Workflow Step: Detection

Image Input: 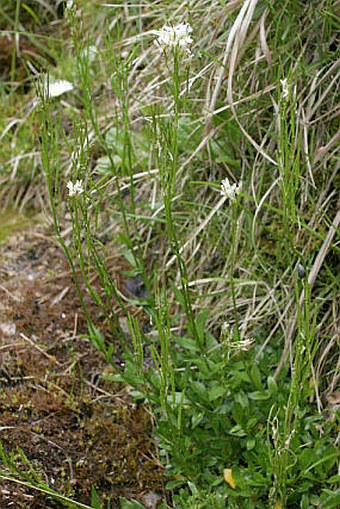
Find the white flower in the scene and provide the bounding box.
[284,429,295,449]
[67,179,84,197]
[221,322,231,334]
[44,78,74,98]
[234,338,255,351]
[220,177,241,202]
[280,78,289,100]
[66,0,74,9]
[154,23,193,54]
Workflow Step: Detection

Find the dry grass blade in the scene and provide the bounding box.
[259,8,272,68]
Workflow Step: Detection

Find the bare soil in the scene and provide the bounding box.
[0,223,165,508]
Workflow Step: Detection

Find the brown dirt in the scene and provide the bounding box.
[0,223,166,508]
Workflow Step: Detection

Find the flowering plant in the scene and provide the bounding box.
[43,78,74,98]
[67,179,84,197]
[220,177,241,203]
[154,23,193,54]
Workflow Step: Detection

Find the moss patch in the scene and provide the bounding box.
[0,225,166,508]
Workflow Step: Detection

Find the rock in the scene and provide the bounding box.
[0,322,16,336]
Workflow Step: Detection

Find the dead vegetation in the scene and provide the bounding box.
[0,224,166,508]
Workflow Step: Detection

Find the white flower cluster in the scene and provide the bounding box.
[44,78,74,98]
[280,78,289,100]
[154,23,193,54]
[221,322,254,352]
[67,179,84,197]
[220,177,241,203]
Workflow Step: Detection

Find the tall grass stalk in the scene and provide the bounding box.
[153,48,199,347]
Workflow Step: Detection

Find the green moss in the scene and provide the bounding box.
[0,210,35,242]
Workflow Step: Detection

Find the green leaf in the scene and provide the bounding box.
[215,154,241,169]
[191,412,204,429]
[232,403,244,424]
[106,127,124,152]
[248,390,271,400]
[22,3,41,24]
[118,232,134,250]
[304,450,339,474]
[229,424,247,437]
[169,280,186,309]
[300,494,309,509]
[192,357,212,376]
[95,154,122,172]
[319,489,340,508]
[195,309,209,345]
[87,320,106,355]
[246,417,259,430]
[105,373,125,382]
[230,369,251,384]
[250,363,262,390]
[190,381,210,404]
[209,385,226,401]
[246,438,255,451]
[166,479,186,489]
[119,498,145,509]
[267,376,278,396]
[246,471,268,487]
[328,474,340,484]
[176,335,201,352]
[205,331,219,350]
[234,391,249,408]
[91,487,102,509]
[121,248,138,269]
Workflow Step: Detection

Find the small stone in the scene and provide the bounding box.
[0,322,16,336]
[140,491,162,508]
